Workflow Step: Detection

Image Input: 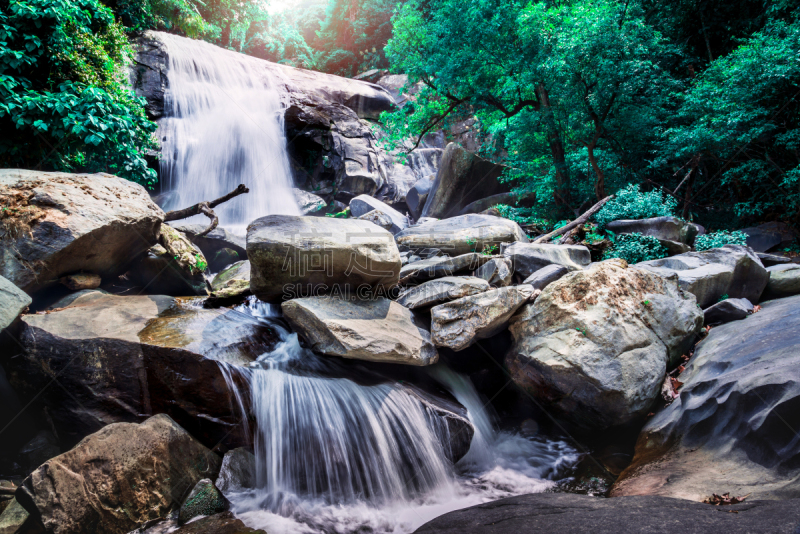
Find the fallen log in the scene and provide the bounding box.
[533,195,613,244]
[163,184,249,237]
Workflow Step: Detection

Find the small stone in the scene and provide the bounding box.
[521,264,569,291]
[178,479,229,525]
[474,258,513,287]
[703,298,754,325]
[59,273,102,291]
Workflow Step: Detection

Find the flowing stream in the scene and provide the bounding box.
[218,299,581,534]
[157,33,299,227]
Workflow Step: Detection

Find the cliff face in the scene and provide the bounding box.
[129,31,440,206]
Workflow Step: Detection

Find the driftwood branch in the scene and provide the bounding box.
[533,195,613,244]
[164,184,249,237]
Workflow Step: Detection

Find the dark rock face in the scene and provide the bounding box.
[178,479,229,525]
[0,170,163,295]
[611,295,800,501]
[215,448,256,493]
[703,297,753,325]
[5,291,278,450]
[16,415,221,534]
[637,245,768,307]
[0,276,30,332]
[741,222,795,252]
[406,176,435,219]
[129,32,169,120]
[421,144,510,219]
[170,511,266,534]
[413,493,800,534]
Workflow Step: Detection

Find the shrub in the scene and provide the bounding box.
[493,204,552,230]
[603,232,668,264]
[594,184,678,228]
[694,230,748,251]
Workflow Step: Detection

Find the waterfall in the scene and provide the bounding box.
[217,298,580,534]
[157,33,299,227]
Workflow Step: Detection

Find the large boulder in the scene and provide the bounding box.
[282,296,438,365]
[0,276,30,332]
[395,214,528,256]
[247,215,400,302]
[399,253,493,282]
[413,493,800,534]
[5,290,277,450]
[174,224,247,271]
[134,225,209,296]
[0,169,163,294]
[506,262,703,429]
[206,260,251,307]
[503,242,591,277]
[16,414,221,534]
[396,276,490,309]
[431,285,536,351]
[637,245,769,307]
[740,221,795,252]
[406,175,434,219]
[293,188,327,215]
[703,297,753,325]
[214,448,256,494]
[420,144,510,218]
[606,216,699,245]
[611,295,800,501]
[473,257,513,287]
[349,194,409,235]
[521,264,569,291]
[762,264,800,300]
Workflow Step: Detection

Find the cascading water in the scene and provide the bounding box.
[217,298,581,534]
[157,33,299,227]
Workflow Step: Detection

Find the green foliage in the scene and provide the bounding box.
[325,207,351,218]
[194,253,208,272]
[594,184,678,228]
[718,294,729,301]
[0,0,157,187]
[694,230,749,251]
[493,204,552,230]
[602,232,669,264]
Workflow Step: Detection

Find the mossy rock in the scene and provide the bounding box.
[179,479,229,525]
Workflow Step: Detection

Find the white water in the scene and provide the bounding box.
[157,33,299,227]
[219,299,580,534]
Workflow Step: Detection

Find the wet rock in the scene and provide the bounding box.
[395,214,528,256]
[133,225,209,296]
[178,479,229,525]
[413,493,800,534]
[16,415,221,534]
[396,277,490,309]
[521,264,569,291]
[247,215,400,302]
[356,209,394,231]
[0,498,31,534]
[421,144,510,218]
[473,258,513,287]
[282,296,438,365]
[215,448,256,493]
[293,188,327,215]
[17,431,60,474]
[503,242,591,277]
[6,290,277,450]
[637,245,768,307]
[401,383,474,463]
[762,264,800,300]
[431,285,535,351]
[399,253,493,282]
[0,276,30,332]
[0,169,163,295]
[611,295,800,501]
[703,297,753,325]
[206,261,251,307]
[171,511,266,534]
[406,176,434,219]
[349,194,408,234]
[606,216,699,245]
[506,262,703,429]
[173,224,247,272]
[58,273,101,291]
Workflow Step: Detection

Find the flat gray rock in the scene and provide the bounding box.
[399,253,493,282]
[396,214,527,256]
[0,275,31,331]
[396,277,490,309]
[606,216,699,245]
[611,295,800,501]
[703,297,753,325]
[503,242,591,276]
[521,264,569,291]
[293,188,327,215]
[637,245,768,307]
[763,264,800,300]
[473,257,513,287]
[282,296,438,365]
[357,209,394,231]
[413,493,800,534]
[431,285,535,351]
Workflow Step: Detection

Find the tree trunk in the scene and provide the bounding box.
[536,83,571,209]
[682,164,698,220]
[587,142,606,201]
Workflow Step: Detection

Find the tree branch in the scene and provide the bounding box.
[533,195,614,244]
[164,184,250,237]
